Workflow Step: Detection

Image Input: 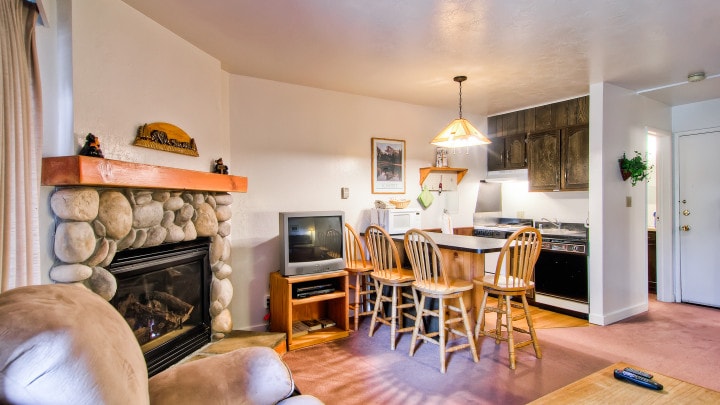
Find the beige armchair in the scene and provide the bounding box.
[0,284,323,405]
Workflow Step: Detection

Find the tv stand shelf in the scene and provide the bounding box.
[269,271,349,351]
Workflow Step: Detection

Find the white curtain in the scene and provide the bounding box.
[0,0,42,291]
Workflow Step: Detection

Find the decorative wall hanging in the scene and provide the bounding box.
[134,122,199,156]
[371,137,406,194]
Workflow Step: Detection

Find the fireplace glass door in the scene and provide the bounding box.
[108,238,211,376]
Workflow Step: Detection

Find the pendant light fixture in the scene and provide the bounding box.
[431,75,491,148]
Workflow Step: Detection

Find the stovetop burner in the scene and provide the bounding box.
[473,218,533,239]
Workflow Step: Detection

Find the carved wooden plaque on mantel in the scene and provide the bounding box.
[134,122,199,156]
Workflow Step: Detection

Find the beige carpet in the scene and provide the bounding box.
[282,296,719,404]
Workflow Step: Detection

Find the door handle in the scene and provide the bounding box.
[680,225,691,232]
[682,209,690,216]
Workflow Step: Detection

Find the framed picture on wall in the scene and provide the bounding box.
[371,137,406,194]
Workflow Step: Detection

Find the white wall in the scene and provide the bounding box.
[227,75,486,328]
[501,184,588,223]
[588,83,671,325]
[37,0,230,277]
[672,98,720,132]
[70,0,229,169]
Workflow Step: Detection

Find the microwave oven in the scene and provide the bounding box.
[370,208,422,234]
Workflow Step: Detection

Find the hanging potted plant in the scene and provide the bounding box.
[619,151,652,186]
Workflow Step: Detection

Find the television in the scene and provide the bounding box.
[279,211,346,276]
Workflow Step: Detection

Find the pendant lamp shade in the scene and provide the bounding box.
[431,76,491,147]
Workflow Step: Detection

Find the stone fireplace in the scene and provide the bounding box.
[41,156,247,372]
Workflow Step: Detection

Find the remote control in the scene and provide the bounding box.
[614,369,663,391]
[624,367,653,380]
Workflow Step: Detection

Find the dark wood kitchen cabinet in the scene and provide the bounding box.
[561,125,589,190]
[527,130,561,191]
[488,133,527,171]
[528,125,588,191]
[488,96,589,184]
[567,96,590,126]
[487,110,527,171]
[531,96,588,132]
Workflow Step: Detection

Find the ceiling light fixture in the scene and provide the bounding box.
[688,72,706,82]
[431,76,491,148]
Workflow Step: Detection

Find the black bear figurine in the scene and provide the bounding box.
[79,133,104,158]
[214,158,229,174]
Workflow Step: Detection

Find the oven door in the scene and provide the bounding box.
[533,249,588,313]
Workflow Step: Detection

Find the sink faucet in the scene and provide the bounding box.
[540,217,562,229]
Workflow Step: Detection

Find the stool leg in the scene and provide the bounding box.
[368,280,383,338]
[474,290,489,339]
[459,295,479,363]
[505,295,516,370]
[389,285,397,350]
[409,293,425,356]
[439,296,447,373]
[521,294,542,359]
[495,295,505,344]
[353,273,361,331]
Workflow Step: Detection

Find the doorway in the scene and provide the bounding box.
[647,128,672,302]
[677,130,720,307]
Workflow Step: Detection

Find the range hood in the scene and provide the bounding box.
[483,169,528,183]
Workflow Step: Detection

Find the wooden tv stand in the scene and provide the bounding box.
[269,271,349,351]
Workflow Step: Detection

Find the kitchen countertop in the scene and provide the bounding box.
[390,232,507,254]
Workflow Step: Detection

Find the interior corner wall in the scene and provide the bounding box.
[227,75,486,329]
[588,82,670,326]
[36,0,230,281]
[69,0,228,171]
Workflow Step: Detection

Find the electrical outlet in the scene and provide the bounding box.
[264,294,270,309]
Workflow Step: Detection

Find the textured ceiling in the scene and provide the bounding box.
[120,0,720,116]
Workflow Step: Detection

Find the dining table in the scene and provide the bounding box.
[390,232,507,323]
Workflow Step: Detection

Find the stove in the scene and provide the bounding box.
[473,217,533,239]
[474,219,590,318]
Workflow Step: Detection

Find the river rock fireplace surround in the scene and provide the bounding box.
[41,156,247,374]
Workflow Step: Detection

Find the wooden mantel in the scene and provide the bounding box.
[42,156,247,193]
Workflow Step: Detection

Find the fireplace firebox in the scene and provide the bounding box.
[108,238,212,376]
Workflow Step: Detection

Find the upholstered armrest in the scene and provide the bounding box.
[0,284,150,405]
[149,346,316,405]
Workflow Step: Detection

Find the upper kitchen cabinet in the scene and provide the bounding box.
[488,133,527,171]
[561,125,589,190]
[527,130,560,190]
[487,111,527,171]
[566,96,589,126]
[527,125,588,191]
[532,96,588,131]
[487,96,588,183]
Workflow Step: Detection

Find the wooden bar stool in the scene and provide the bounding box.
[364,225,417,350]
[344,223,376,331]
[404,229,478,373]
[474,226,542,369]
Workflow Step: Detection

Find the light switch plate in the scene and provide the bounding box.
[341,187,349,199]
[626,196,632,207]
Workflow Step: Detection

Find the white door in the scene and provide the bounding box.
[678,131,720,307]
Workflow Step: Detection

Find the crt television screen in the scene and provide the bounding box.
[287,215,343,263]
